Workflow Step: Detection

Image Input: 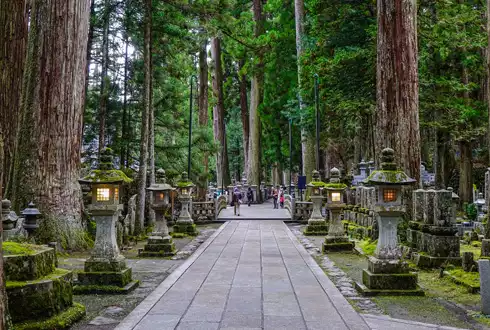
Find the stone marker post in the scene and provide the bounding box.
[304,170,328,235]
[356,148,423,296]
[141,169,176,257]
[77,148,138,294]
[480,259,490,314]
[323,168,353,251]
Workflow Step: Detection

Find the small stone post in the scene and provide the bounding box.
[2,199,18,241]
[304,170,328,235]
[141,169,176,256]
[323,168,353,252]
[174,172,198,235]
[479,259,490,315]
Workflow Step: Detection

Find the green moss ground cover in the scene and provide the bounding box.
[461,242,482,260]
[3,242,37,255]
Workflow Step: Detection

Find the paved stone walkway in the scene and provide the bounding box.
[116,221,465,330]
[217,201,290,221]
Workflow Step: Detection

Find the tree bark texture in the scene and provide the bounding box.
[239,59,249,178]
[98,0,111,154]
[0,135,12,329]
[120,33,129,168]
[211,37,230,188]
[248,0,265,190]
[459,140,473,204]
[147,53,155,226]
[375,0,421,183]
[487,0,490,165]
[198,39,209,199]
[0,0,28,197]
[84,0,96,100]
[11,0,91,249]
[135,0,152,235]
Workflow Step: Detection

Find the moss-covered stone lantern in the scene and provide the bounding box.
[323,168,353,252]
[174,171,197,236]
[304,170,328,235]
[2,199,18,234]
[141,169,176,257]
[355,147,423,296]
[76,148,138,294]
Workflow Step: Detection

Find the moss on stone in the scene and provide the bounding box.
[4,246,57,281]
[176,181,193,188]
[81,169,132,183]
[3,242,37,256]
[447,269,480,290]
[324,183,347,189]
[309,181,326,187]
[14,303,85,330]
[73,280,140,295]
[6,268,71,289]
[170,232,187,238]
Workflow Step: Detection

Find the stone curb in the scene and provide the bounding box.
[362,314,467,329]
[114,222,230,330]
[282,222,371,330]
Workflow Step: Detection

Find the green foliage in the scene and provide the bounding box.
[466,203,478,222]
[3,242,36,256]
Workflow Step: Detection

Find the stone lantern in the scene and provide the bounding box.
[356,147,423,296]
[448,187,459,224]
[2,199,18,234]
[141,169,176,257]
[174,171,198,235]
[76,148,138,293]
[304,170,328,235]
[476,192,485,217]
[22,202,41,239]
[323,168,353,252]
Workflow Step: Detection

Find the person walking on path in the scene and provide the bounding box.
[272,188,278,209]
[247,187,253,207]
[233,187,242,216]
[280,192,285,208]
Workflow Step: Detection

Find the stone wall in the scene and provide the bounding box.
[294,201,313,223]
[192,201,216,223]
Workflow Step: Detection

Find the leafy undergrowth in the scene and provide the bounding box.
[358,239,376,256]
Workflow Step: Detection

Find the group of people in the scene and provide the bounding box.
[271,187,285,209]
[231,187,254,216]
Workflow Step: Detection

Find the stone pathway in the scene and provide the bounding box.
[217,201,290,221]
[115,221,466,330]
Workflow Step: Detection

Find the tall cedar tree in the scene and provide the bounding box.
[0,0,28,196]
[135,0,152,234]
[248,0,265,190]
[11,0,91,249]
[375,0,421,183]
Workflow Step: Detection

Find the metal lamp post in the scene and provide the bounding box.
[188,75,197,177]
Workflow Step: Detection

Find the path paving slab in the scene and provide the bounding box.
[115,220,467,330]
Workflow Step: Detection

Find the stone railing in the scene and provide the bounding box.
[342,205,376,240]
[294,201,313,223]
[284,194,295,220]
[192,201,215,223]
[216,195,228,218]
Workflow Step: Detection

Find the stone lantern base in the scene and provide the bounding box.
[355,256,424,296]
[74,257,139,294]
[173,221,198,236]
[141,235,175,257]
[304,219,329,236]
[322,236,354,252]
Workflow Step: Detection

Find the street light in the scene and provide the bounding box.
[188,75,197,177]
[313,73,320,172]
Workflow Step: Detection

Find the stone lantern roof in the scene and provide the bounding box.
[79,148,132,184]
[147,168,175,192]
[364,148,416,186]
[324,167,347,190]
[307,170,325,188]
[176,171,194,188]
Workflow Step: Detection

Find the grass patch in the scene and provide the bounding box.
[447,269,480,288]
[460,243,482,260]
[358,239,377,256]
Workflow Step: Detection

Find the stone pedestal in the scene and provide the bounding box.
[323,207,353,252]
[142,211,175,257]
[75,205,139,294]
[304,195,328,235]
[356,214,423,296]
[482,239,490,257]
[174,195,198,235]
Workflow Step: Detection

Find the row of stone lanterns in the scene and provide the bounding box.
[2,199,41,241]
[305,148,422,295]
